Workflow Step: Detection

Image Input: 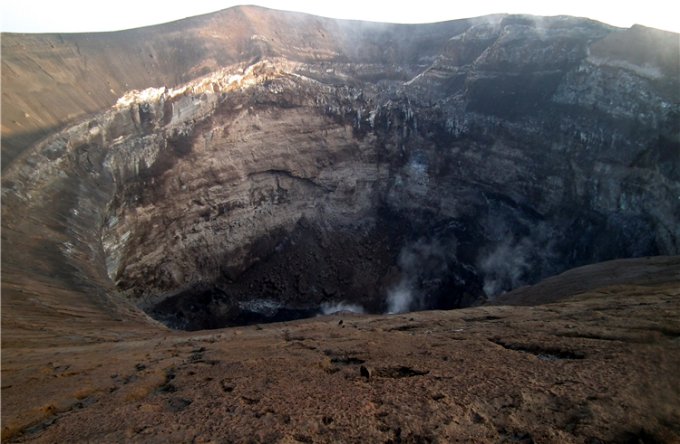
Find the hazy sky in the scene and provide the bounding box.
[2,0,679,33]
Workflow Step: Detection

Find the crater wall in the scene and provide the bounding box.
[2,9,678,331]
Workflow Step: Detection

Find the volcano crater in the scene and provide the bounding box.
[82,61,670,330]
[4,16,678,332]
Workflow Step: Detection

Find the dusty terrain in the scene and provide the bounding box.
[2,257,680,443]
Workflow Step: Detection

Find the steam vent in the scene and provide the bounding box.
[2,6,680,442]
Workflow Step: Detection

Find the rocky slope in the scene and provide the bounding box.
[2,261,679,443]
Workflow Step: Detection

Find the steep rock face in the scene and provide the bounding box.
[0,6,473,167]
[2,9,679,330]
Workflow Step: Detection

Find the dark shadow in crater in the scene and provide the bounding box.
[144,196,660,332]
[150,285,321,331]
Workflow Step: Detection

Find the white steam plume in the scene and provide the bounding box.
[479,222,558,299]
[320,302,365,315]
[479,238,532,298]
[386,237,452,314]
[386,279,413,314]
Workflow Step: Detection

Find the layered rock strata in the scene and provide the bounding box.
[2,9,679,330]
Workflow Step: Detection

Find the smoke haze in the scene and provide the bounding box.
[386,237,452,313]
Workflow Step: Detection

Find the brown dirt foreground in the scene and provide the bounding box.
[2,260,680,443]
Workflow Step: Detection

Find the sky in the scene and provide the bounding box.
[2,0,679,34]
